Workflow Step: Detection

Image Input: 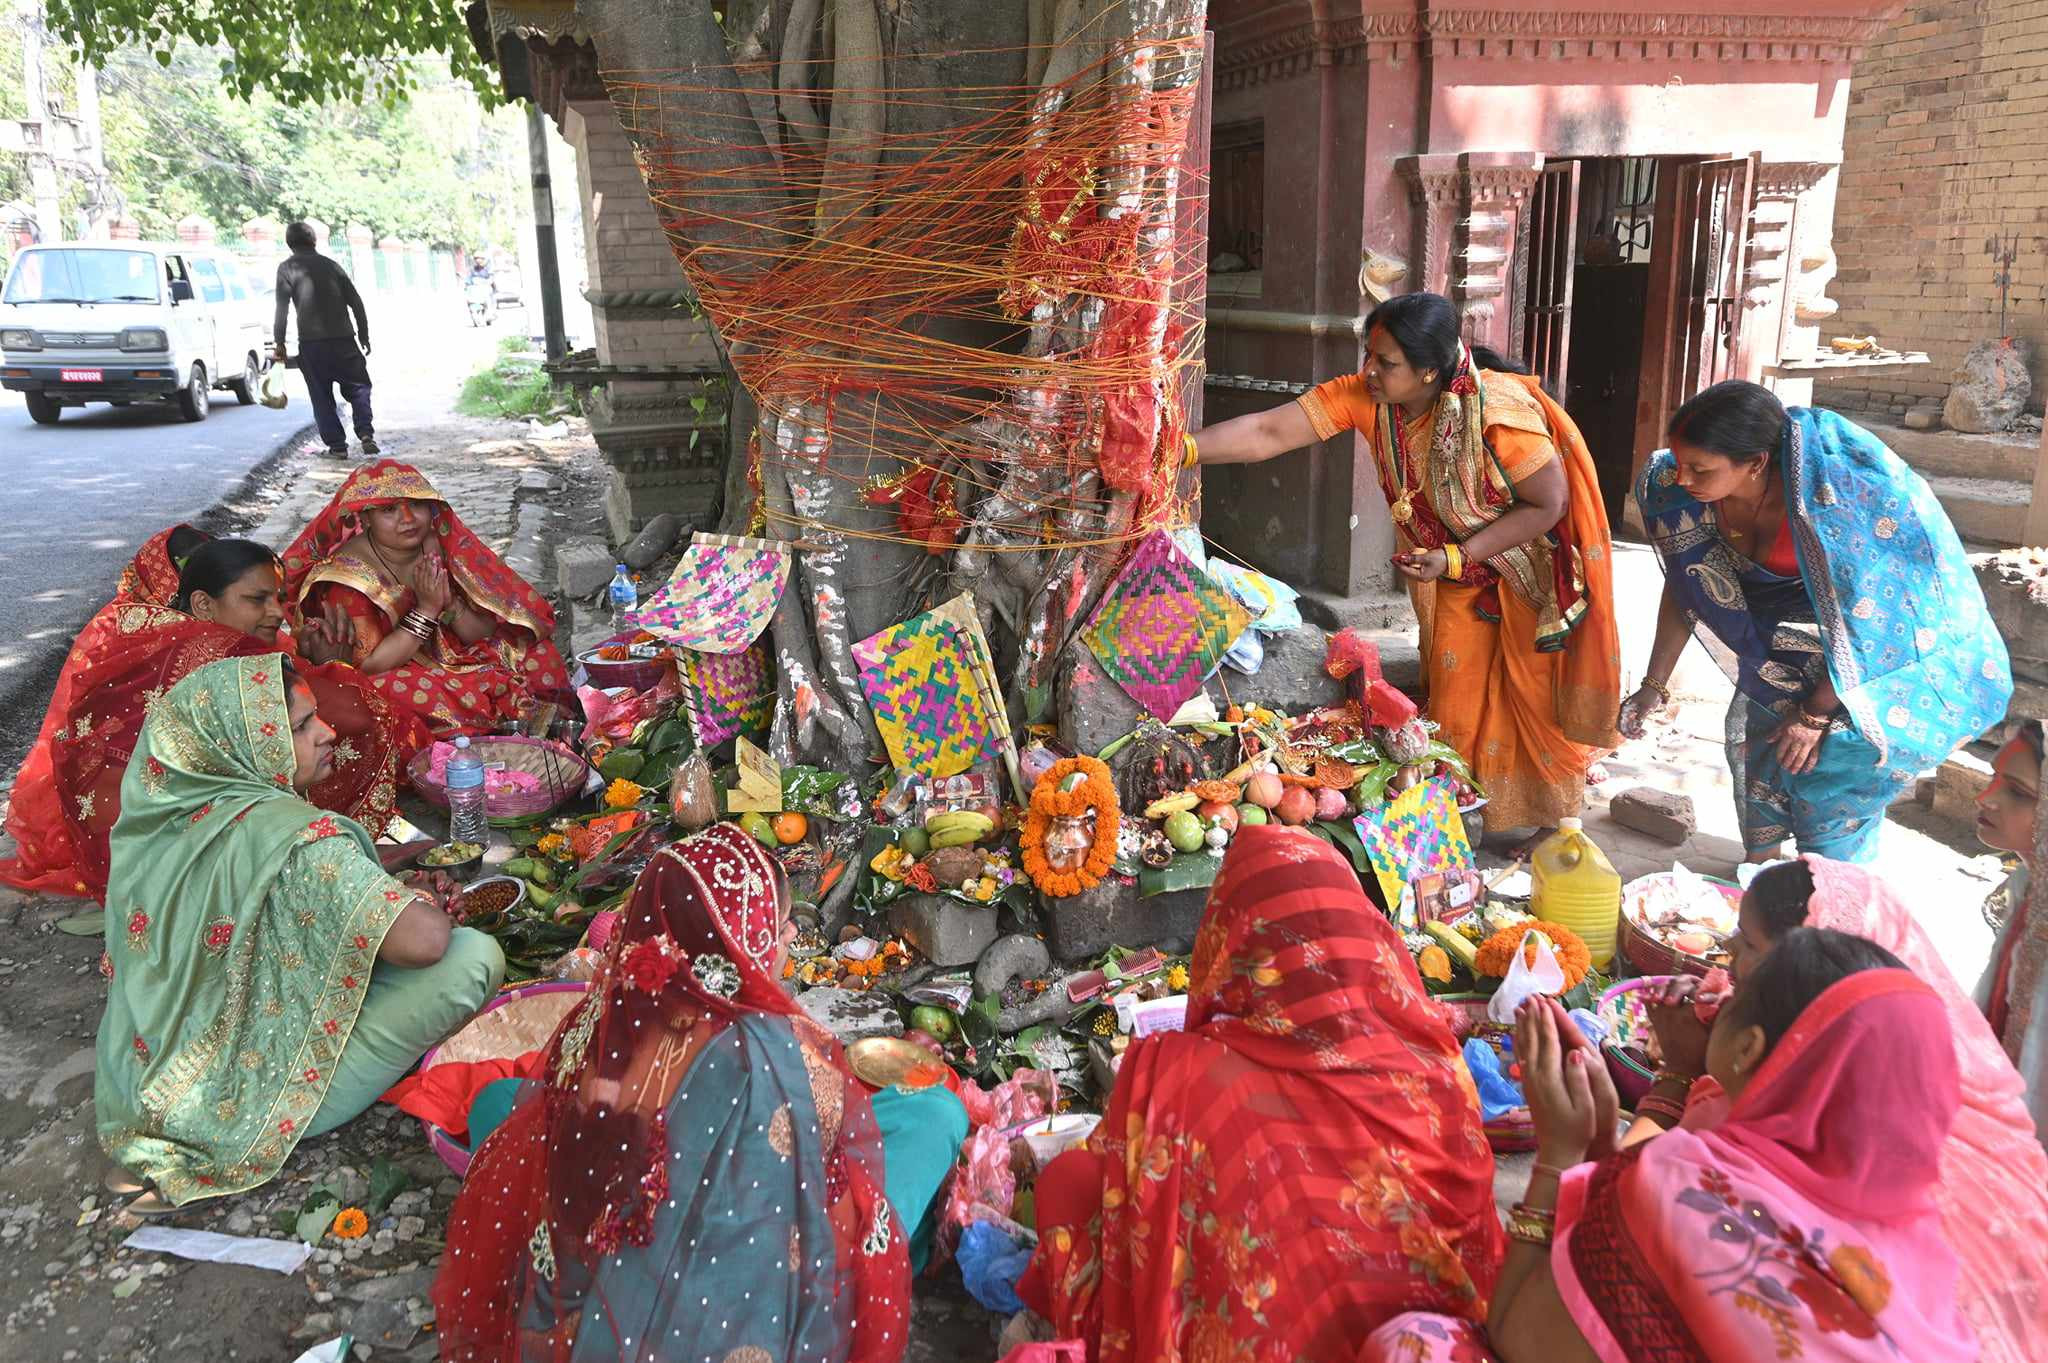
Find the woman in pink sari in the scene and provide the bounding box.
[1364,928,1979,1362]
[1659,856,2048,1361]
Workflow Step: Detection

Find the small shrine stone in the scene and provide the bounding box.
[1942,338,2031,434]
[621,513,682,570]
[888,894,997,967]
[1608,787,1696,845]
[795,987,906,1044]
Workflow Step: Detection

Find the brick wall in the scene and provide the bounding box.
[1818,0,2048,419]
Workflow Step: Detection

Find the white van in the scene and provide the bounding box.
[0,241,269,425]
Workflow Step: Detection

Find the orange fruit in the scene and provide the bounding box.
[771,812,809,845]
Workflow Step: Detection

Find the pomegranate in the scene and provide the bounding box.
[1313,786,1350,821]
[1275,785,1318,826]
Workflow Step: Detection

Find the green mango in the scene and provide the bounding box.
[500,857,539,880]
[526,884,557,911]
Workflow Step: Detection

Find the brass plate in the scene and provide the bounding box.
[847,1036,948,1091]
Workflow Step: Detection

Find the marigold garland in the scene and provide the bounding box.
[1472,920,1591,994]
[1020,756,1120,898]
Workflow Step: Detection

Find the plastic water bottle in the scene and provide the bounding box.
[607,564,638,632]
[445,736,489,847]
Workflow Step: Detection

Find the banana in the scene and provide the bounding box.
[923,810,995,842]
[1424,920,1479,971]
[1143,792,1199,820]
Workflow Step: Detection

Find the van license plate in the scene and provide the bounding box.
[59,369,103,383]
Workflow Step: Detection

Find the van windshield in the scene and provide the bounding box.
[3,249,160,305]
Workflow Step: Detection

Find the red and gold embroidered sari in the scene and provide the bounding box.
[280,461,570,738]
[1019,825,1502,1362]
[0,527,420,901]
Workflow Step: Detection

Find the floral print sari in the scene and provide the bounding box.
[1020,825,1501,1362]
[1366,969,1978,1363]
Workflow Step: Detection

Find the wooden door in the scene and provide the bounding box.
[1520,159,1580,394]
[1665,156,1756,414]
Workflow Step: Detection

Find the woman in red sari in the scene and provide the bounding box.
[0,532,421,900]
[432,823,908,1363]
[281,461,570,737]
[1018,824,1502,1362]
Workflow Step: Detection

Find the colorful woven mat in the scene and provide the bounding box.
[632,533,790,655]
[1081,531,1250,718]
[854,593,1008,779]
[1353,776,1474,912]
[680,645,774,748]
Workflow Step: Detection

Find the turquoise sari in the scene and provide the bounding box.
[1636,408,2011,860]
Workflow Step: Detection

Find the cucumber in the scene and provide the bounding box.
[501,856,539,880]
[526,884,557,911]
[527,860,555,887]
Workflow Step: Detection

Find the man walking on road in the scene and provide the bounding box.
[274,222,378,460]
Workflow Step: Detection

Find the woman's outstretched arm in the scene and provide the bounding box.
[1193,399,1320,466]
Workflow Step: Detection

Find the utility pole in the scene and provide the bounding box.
[20,0,62,242]
[525,103,568,363]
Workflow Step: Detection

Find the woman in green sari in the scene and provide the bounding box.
[96,656,503,1209]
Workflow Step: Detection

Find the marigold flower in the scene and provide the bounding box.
[1472,920,1591,994]
[603,779,645,810]
[331,1207,369,1240]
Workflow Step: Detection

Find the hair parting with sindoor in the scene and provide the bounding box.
[1726,926,1904,1052]
[172,538,282,614]
[1364,291,1530,383]
[1667,379,1788,461]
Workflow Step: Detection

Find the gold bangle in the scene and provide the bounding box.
[1442,543,1464,581]
[1183,431,1200,468]
[1641,676,1672,705]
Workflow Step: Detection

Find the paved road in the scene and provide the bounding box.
[0,387,315,768]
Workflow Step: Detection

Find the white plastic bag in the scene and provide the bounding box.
[1487,927,1568,1025]
[258,362,291,410]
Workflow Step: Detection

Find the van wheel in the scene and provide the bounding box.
[229,352,258,405]
[176,363,209,422]
[24,391,61,425]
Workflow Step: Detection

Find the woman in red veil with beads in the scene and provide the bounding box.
[281,461,570,738]
[1,529,419,900]
[432,822,910,1363]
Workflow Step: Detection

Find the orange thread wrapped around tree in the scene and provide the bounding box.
[1020,756,1120,898]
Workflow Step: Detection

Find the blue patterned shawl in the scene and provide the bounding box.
[1636,405,2010,788]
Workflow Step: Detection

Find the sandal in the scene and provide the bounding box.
[123,1191,176,1217]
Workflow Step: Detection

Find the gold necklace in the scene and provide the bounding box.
[1386,406,1432,526]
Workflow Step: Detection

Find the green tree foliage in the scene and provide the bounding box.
[93,44,524,247]
[43,0,488,105]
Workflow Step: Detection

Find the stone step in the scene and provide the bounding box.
[1919,473,2031,547]
[1863,418,2037,484]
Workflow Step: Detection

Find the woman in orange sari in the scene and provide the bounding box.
[1196,292,1620,835]
[280,461,570,738]
[0,532,420,900]
[1016,825,1502,1361]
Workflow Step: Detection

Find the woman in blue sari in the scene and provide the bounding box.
[1625,381,2010,862]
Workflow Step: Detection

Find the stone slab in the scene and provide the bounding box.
[888,894,999,967]
[1607,786,1697,845]
[1044,877,1206,963]
[556,536,616,599]
[795,987,904,1044]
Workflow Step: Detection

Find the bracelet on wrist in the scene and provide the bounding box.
[1442,543,1465,581]
[1506,1203,1556,1246]
[1182,432,1200,469]
[1653,1069,1699,1088]
[1641,676,1672,704]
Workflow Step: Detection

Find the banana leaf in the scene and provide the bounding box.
[1138,853,1221,898]
[1310,818,1373,873]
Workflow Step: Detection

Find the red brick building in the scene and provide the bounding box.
[1199,0,1914,595]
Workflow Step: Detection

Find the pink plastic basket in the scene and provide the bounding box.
[405,735,590,820]
[417,981,589,1176]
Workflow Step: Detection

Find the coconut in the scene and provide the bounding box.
[1243,771,1285,809]
[1275,785,1318,826]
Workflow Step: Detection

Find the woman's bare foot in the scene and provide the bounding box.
[103,1166,145,1196]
